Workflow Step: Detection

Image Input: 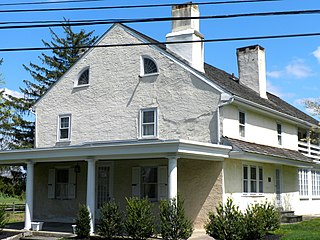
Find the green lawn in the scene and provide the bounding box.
[0,195,24,205]
[274,218,320,239]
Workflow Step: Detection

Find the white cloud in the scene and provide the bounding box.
[1,88,23,99]
[312,47,320,63]
[285,59,313,78]
[266,81,294,98]
[267,70,283,78]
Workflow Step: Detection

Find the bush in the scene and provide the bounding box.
[243,202,280,240]
[97,201,122,239]
[124,197,155,240]
[0,205,7,232]
[75,204,91,239]
[159,197,193,240]
[204,198,245,240]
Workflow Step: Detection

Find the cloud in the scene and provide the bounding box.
[285,59,313,78]
[267,70,283,78]
[312,47,320,63]
[266,81,294,98]
[1,88,23,99]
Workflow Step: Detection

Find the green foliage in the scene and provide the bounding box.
[2,22,97,149]
[204,198,245,240]
[0,204,8,232]
[205,198,280,240]
[159,197,193,240]
[97,201,122,239]
[124,197,155,240]
[75,204,91,239]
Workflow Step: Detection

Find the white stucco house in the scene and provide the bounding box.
[0,3,319,233]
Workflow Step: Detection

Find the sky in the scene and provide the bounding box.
[0,0,320,118]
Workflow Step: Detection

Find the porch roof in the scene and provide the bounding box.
[0,139,231,164]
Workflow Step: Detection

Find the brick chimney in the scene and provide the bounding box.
[237,45,268,99]
[166,3,204,72]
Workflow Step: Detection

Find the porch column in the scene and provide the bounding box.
[168,156,178,199]
[24,160,34,230]
[86,158,96,234]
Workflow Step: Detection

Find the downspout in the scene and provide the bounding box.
[29,107,36,148]
[217,96,234,144]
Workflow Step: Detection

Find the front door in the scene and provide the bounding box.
[96,163,112,216]
[275,169,281,208]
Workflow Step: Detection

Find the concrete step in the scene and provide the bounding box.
[281,215,303,223]
[280,210,295,217]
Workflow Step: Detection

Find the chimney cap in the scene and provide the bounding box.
[237,45,264,52]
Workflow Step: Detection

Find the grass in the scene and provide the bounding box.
[0,195,24,205]
[273,218,320,240]
[6,212,24,224]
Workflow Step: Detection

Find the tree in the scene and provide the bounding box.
[4,22,97,149]
[304,98,320,117]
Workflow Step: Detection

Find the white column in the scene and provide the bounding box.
[24,160,34,230]
[168,156,178,199]
[86,158,96,234]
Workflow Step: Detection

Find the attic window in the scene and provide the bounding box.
[77,68,89,86]
[141,56,159,76]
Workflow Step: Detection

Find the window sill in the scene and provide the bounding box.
[241,193,265,197]
[139,136,159,140]
[73,84,90,89]
[139,72,159,78]
[57,139,71,143]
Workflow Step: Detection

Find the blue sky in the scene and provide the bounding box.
[0,0,320,118]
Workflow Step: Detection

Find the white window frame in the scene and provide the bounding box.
[48,167,76,200]
[239,111,246,138]
[74,67,90,88]
[277,123,282,145]
[243,164,263,194]
[57,114,71,141]
[299,169,309,197]
[299,169,320,198]
[139,108,158,139]
[140,56,159,77]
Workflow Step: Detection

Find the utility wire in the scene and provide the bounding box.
[0,0,102,7]
[0,9,319,30]
[0,31,319,52]
[0,0,280,14]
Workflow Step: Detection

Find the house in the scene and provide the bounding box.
[0,3,319,233]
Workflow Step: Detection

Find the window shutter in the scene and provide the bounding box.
[68,168,76,199]
[158,166,168,200]
[132,167,141,198]
[48,169,55,199]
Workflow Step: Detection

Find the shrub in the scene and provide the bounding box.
[0,205,7,232]
[159,197,193,240]
[97,201,122,239]
[75,204,91,239]
[243,201,280,239]
[204,198,245,240]
[124,197,155,240]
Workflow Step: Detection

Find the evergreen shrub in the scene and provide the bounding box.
[75,204,91,239]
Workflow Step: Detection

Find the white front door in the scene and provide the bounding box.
[275,169,281,208]
[96,163,112,216]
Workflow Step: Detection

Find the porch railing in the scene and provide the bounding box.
[298,141,320,162]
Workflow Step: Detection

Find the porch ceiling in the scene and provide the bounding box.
[0,139,231,164]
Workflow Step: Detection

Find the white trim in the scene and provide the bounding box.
[139,108,159,139]
[74,66,90,88]
[57,114,72,142]
[242,163,264,195]
[139,55,159,77]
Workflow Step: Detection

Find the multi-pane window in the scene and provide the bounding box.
[78,68,89,85]
[299,169,309,196]
[243,165,263,193]
[141,108,157,138]
[55,169,69,199]
[143,57,158,75]
[239,112,245,137]
[277,123,282,145]
[312,170,320,196]
[141,167,158,200]
[59,115,71,140]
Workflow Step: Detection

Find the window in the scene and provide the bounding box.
[239,112,245,137]
[48,168,76,200]
[312,170,320,196]
[277,123,282,145]
[140,108,157,138]
[132,166,167,201]
[58,115,71,141]
[141,56,158,76]
[299,169,309,197]
[243,165,263,193]
[78,68,89,86]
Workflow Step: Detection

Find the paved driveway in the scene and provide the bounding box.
[189,230,214,240]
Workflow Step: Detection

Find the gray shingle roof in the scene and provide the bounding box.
[223,137,313,163]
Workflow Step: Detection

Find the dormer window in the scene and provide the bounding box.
[141,56,159,76]
[77,68,89,86]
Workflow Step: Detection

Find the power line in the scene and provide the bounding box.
[0,31,319,52]
[0,9,319,30]
[0,0,280,14]
[0,0,102,7]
